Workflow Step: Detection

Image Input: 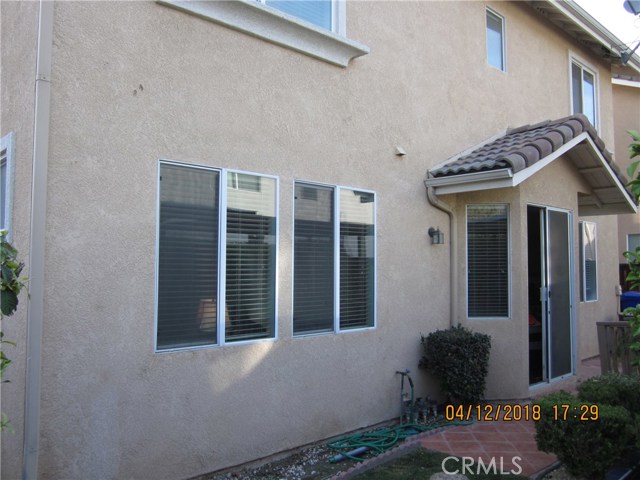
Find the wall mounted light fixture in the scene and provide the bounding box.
[428,227,445,245]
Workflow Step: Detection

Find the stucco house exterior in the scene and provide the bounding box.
[1,1,639,478]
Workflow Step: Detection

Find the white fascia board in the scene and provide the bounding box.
[510,132,589,187]
[547,0,640,74]
[157,0,369,67]
[425,169,514,195]
[612,78,640,89]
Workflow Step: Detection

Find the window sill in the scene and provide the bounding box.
[157,0,369,67]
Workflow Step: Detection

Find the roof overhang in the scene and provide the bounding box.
[527,1,640,75]
[425,132,638,216]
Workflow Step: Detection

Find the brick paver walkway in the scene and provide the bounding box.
[418,357,602,478]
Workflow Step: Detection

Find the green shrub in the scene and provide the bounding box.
[534,391,635,479]
[578,373,640,416]
[419,325,491,405]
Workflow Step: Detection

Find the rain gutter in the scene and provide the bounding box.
[23,1,54,478]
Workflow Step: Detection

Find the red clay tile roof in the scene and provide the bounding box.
[430,114,624,181]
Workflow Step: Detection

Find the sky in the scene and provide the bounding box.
[574,0,640,48]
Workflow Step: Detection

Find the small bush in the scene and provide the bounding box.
[534,391,635,479]
[578,373,640,417]
[419,325,491,405]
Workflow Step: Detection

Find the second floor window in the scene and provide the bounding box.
[486,8,505,71]
[571,59,597,127]
[264,0,333,31]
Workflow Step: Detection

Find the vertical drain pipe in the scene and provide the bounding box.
[23,1,54,479]
[425,184,457,327]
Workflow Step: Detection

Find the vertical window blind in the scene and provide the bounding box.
[467,204,509,318]
[156,163,276,350]
[293,183,375,335]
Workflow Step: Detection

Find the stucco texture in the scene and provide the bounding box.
[1,1,630,478]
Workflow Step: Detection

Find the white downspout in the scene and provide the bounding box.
[23,1,54,478]
[426,184,458,327]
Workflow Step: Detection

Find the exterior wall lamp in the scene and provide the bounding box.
[428,227,445,245]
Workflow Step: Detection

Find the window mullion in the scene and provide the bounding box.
[334,186,341,332]
[219,170,228,346]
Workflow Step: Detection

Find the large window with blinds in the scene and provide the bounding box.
[579,221,597,302]
[156,162,277,351]
[293,182,375,335]
[467,204,510,318]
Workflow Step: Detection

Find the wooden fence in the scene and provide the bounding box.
[596,321,636,374]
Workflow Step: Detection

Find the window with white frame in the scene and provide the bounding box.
[0,132,15,237]
[579,221,597,302]
[467,204,510,318]
[628,233,640,254]
[486,8,505,71]
[156,161,277,351]
[571,59,598,127]
[264,0,334,32]
[293,181,375,335]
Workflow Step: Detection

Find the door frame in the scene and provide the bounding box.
[528,204,576,386]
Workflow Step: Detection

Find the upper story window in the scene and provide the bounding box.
[156,161,278,351]
[628,233,640,254]
[579,221,597,302]
[0,132,15,238]
[571,58,598,127]
[486,8,506,71]
[293,181,376,335]
[264,0,333,32]
[157,0,368,68]
[467,204,510,318]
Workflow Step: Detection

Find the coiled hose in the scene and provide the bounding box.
[327,421,473,463]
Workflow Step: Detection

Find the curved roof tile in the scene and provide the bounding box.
[430,114,623,181]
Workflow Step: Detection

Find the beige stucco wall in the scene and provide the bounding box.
[1,1,627,478]
[613,82,640,263]
[0,1,39,476]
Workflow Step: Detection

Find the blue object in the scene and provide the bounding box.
[621,292,640,311]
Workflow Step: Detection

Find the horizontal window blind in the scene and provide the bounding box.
[467,205,509,318]
[339,189,375,329]
[225,175,277,342]
[266,0,332,30]
[293,184,334,335]
[157,164,219,349]
[580,222,597,302]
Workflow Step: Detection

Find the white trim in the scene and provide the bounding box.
[157,0,369,68]
[292,180,377,337]
[579,221,598,303]
[0,132,15,239]
[486,6,506,72]
[155,160,279,352]
[612,78,640,89]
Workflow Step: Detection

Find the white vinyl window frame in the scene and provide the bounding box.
[486,7,506,72]
[154,160,279,352]
[579,221,598,302]
[156,0,369,68]
[627,233,640,254]
[259,0,343,34]
[570,54,599,129]
[292,180,377,337]
[0,132,15,240]
[466,204,511,320]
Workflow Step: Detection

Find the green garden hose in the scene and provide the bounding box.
[327,420,474,463]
